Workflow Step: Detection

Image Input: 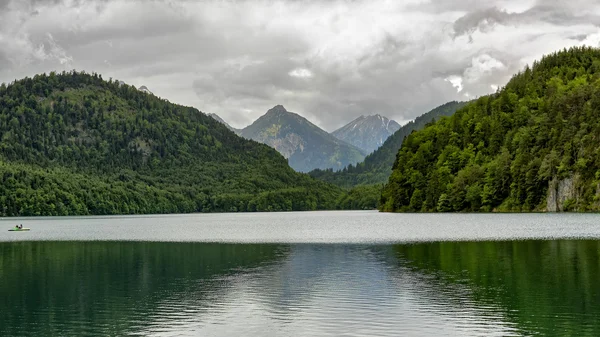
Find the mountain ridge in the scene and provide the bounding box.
[309,101,467,188]
[208,113,240,134]
[0,71,342,215]
[332,114,401,153]
[381,46,600,212]
[239,105,366,172]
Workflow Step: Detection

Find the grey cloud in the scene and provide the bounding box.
[569,34,590,41]
[195,37,466,130]
[1,0,600,131]
[453,1,600,38]
[453,7,512,36]
[0,53,10,70]
[525,5,600,26]
[30,2,195,50]
[409,0,503,13]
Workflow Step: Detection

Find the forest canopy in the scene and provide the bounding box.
[381,47,600,213]
[0,71,343,215]
[309,101,466,188]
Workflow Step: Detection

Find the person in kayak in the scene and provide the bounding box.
[14,225,19,230]
[19,224,22,229]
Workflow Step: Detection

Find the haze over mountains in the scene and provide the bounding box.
[0,47,595,216]
[0,72,343,215]
[1,0,598,219]
[209,108,404,172]
[239,105,366,172]
[310,101,467,187]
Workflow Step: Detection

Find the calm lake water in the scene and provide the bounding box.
[1,211,600,336]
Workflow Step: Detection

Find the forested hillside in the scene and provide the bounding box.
[0,71,342,216]
[309,101,466,188]
[381,47,600,212]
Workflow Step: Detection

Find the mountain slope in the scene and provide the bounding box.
[332,114,400,153]
[309,101,466,187]
[0,71,342,216]
[208,113,240,134]
[381,46,600,212]
[240,105,366,172]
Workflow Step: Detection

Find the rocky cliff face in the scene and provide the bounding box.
[546,175,580,211]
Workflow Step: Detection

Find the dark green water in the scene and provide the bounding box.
[1,240,599,336]
[394,240,600,336]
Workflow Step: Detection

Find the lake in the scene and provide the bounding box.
[1,211,600,336]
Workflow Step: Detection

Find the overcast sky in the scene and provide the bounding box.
[1,0,599,131]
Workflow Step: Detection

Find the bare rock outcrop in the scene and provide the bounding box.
[546,174,580,212]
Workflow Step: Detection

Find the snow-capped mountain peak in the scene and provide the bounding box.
[331,114,401,154]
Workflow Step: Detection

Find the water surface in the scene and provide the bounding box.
[2,211,600,243]
[1,212,600,336]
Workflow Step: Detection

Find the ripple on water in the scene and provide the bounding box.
[2,237,599,336]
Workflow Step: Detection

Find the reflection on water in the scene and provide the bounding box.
[1,241,599,336]
[0,242,287,336]
[393,240,600,336]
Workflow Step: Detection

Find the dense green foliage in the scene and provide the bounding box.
[0,71,343,215]
[309,101,466,188]
[240,105,366,172]
[335,184,383,210]
[381,47,600,212]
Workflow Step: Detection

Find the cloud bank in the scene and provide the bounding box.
[1,0,599,130]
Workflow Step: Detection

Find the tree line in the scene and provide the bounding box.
[381,47,600,212]
[0,71,347,215]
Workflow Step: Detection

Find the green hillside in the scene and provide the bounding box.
[309,101,466,188]
[381,47,600,212]
[0,71,342,216]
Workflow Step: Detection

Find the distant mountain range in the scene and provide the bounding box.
[208,113,240,133]
[309,101,468,187]
[332,114,401,154]
[0,71,343,215]
[209,107,406,172]
[238,105,366,172]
